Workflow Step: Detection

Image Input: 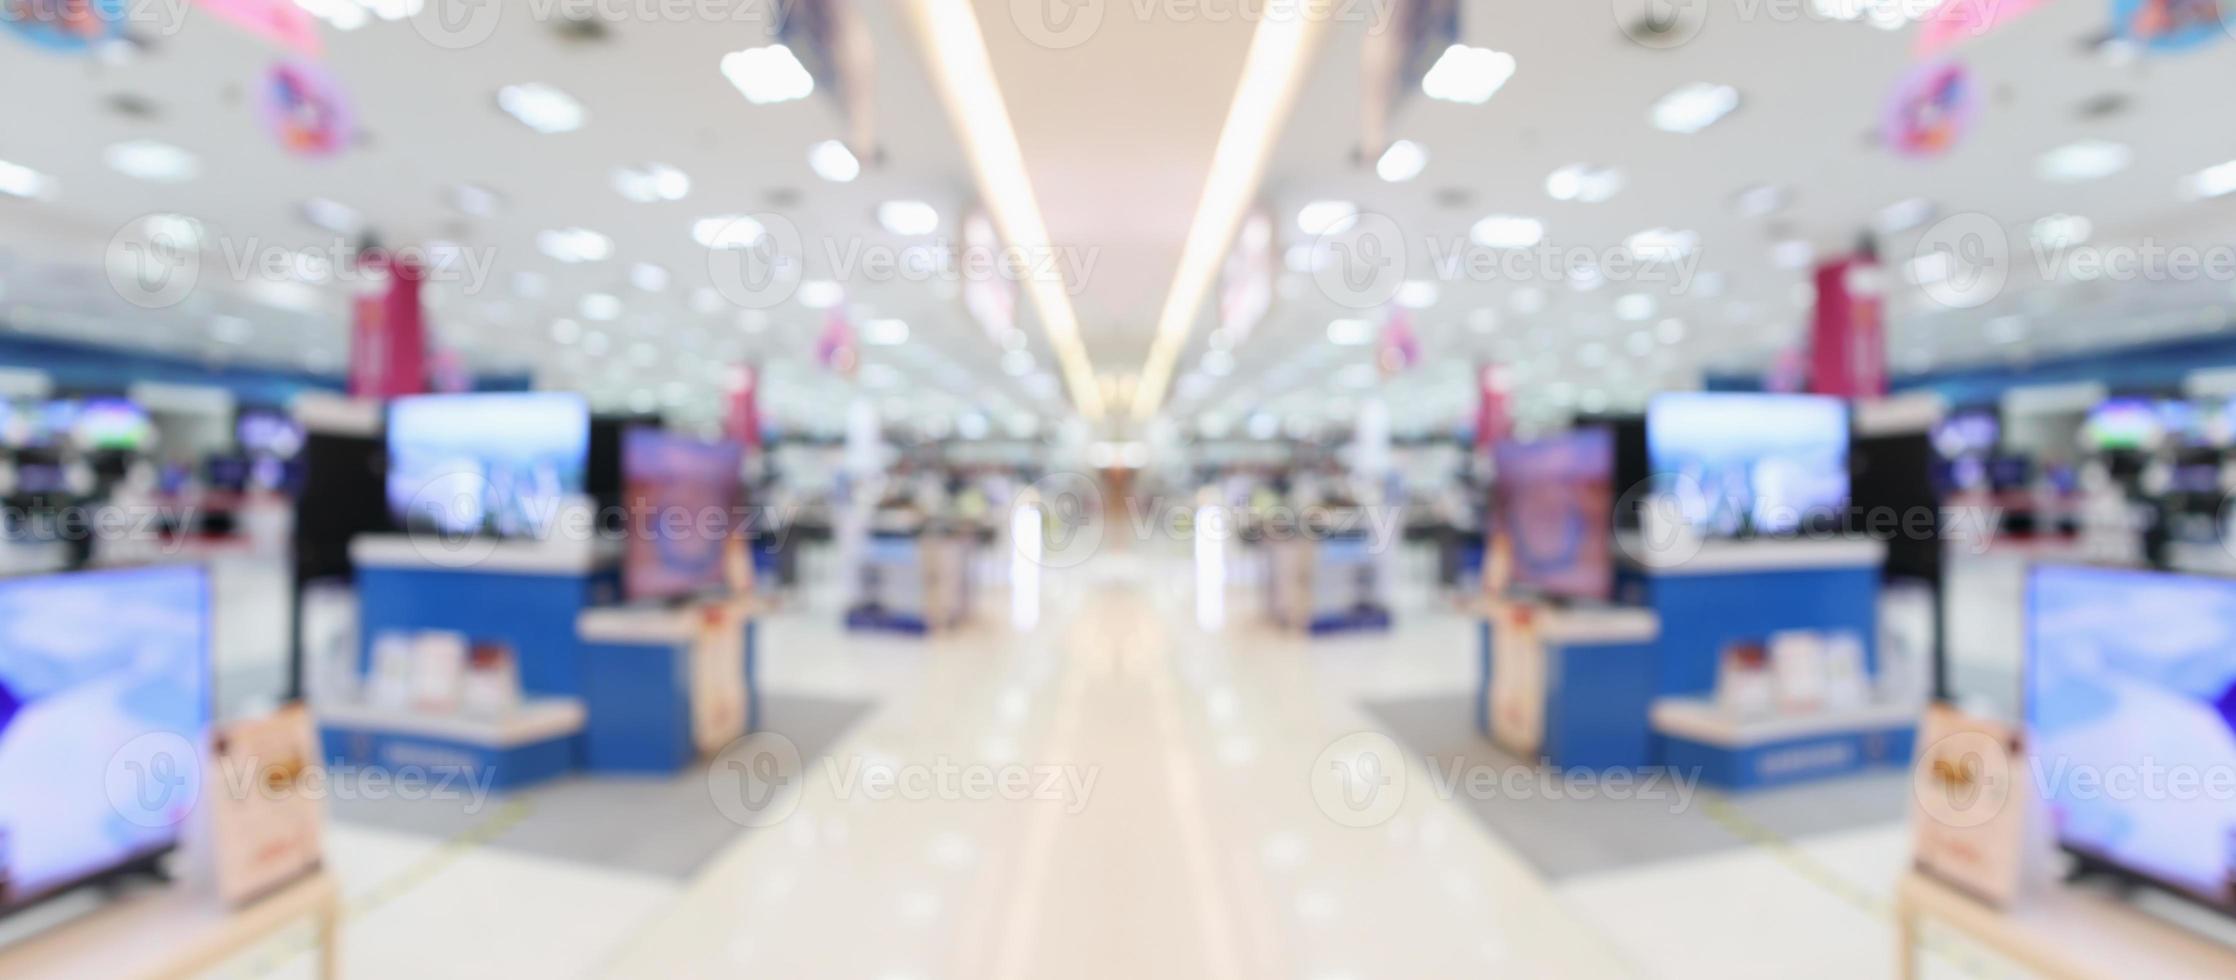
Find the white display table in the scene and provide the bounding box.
[1649,697,1920,747]
[0,870,339,980]
[1895,870,2236,980]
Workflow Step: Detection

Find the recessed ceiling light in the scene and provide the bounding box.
[1468,308,1501,333]
[538,227,611,263]
[863,318,909,345]
[300,197,363,236]
[1614,293,1656,321]
[1375,140,1428,182]
[1509,286,1548,315]
[551,318,582,344]
[1296,200,1358,236]
[1650,83,1740,134]
[692,214,764,250]
[629,262,669,292]
[1875,197,1937,235]
[720,44,815,105]
[1545,164,1623,203]
[1202,349,1236,376]
[1420,45,1516,104]
[449,183,503,217]
[496,83,587,134]
[797,280,843,309]
[1470,214,1545,249]
[1656,317,1686,344]
[1002,349,1035,376]
[0,158,57,200]
[1625,226,1699,261]
[2030,213,2092,250]
[1327,318,1375,345]
[105,139,198,182]
[1772,239,1815,270]
[514,271,548,299]
[2181,159,2236,200]
[808,140,861,183]
[1396,280,1439,309]
[612,163,690,203]
[2037,139,2131,183]
[878,200,941,236]
[579,292,622,320]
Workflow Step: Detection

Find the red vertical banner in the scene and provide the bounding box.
[727,363,762,452]
[1474,362,1510,452]
[348,250,428,399]
[1808,256,1887,399]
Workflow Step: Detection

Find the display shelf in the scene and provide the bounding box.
[0,870,339,980]
[1649,697,1920,745]
[1620,536,1888,575]
[1895,870,2236,980]
[350,532,616,576]
[316,697,586,745]
[576,599,759,773]
[1651,696,1916,790]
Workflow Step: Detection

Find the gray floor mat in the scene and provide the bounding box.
[329,694,875,880]
[1364,693,1909,880]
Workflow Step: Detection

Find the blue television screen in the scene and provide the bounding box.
[386,393,589,539]
[2027,564,2236,909]
[1646,393,1850,537]
[0,565,209,915]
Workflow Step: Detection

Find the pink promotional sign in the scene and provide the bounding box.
[727,364,763,451]
[348,253,429,400]
[1882,58,1976,159]
[1807,257,1888,399]
[1914,0,2047,57]
[1474,363,1510,452]
[196,0,323,56]
[259,58,355,158]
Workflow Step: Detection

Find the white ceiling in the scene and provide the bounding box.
[1164,3,2236,436]
[0,3,1064,433]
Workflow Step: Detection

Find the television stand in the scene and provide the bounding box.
[1895,869,2236,980]
[0,870,339,980]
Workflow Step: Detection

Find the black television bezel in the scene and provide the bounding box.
[2022,562,2236,920]
[0,563,212,927]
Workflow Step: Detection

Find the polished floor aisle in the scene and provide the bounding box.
[223,548,1987,979]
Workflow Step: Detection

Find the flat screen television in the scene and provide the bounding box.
[1646,393,1851,537]
[236,408,305,460]
[0,564,210,919]
[2026,564,2236,912]
[622,429,743,602]
[385,393,589,539]
[1931,407,2000,459]
[71,398,153,453]
[2084,398,2164,452]
[1493,428,1614,602]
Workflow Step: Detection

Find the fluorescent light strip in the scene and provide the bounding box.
[1132,13,1326,420]
[901,0,1104,419]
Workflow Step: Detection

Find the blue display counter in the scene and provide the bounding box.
[318,699,585,793]
[1650,697,1918,790]
[1480,603,1662,772]
[576,601,759,774]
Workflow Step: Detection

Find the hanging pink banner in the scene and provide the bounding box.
[259,58,355,159]
[1914,0,2046,57]
[727,364,763,452]
[348,252,428,399]
[1882,58,1977,159]
[1807,257,1887,399]
[196,0,323,57]
[1474,363,1509,452]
